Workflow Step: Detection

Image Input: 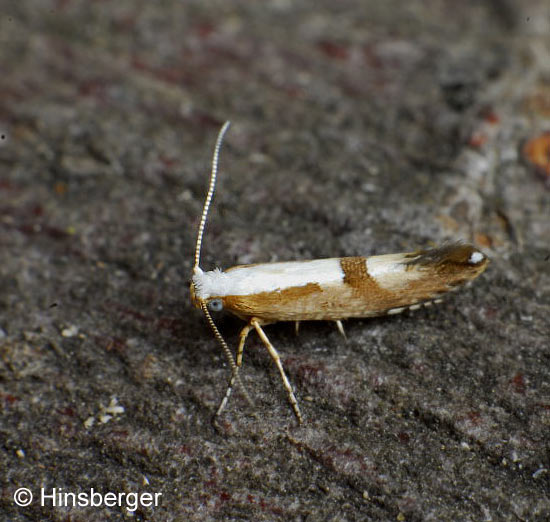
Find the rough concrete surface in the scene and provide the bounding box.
[1,1,550,520]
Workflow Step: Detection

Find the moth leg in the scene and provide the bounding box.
[295,321,300,336]
[236,323,253,368]
[335,320,347,340]
[251,318,303,424]
[215,323,255,421]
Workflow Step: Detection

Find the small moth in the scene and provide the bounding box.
[190,121,489,424]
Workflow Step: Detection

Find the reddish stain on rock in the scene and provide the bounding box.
[397,431,411,444]
[317,40,350,60]
[522,132,550,186]
[510,372,526,394]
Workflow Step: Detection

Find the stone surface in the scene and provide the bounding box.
[1,1,549,520]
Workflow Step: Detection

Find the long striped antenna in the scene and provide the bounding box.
[193,121,231,272]
[191,122,255,419]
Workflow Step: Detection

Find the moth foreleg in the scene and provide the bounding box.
[251,318,303,424]
[236,323,253,368]
[215,323,255,422]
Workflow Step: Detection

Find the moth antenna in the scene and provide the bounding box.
[193,121,231,272]
[193,122,255,418]
[200,302,255,411]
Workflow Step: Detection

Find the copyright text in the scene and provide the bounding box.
[13,487,162,512]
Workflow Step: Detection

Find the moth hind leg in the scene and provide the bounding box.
[335,319,347,339]
[251,318,303,424]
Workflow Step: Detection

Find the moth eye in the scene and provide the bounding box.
[207,299,223,312]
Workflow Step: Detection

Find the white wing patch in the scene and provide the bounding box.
[469,251,484,264]
[193,258,344,299]
[366,253,423,291]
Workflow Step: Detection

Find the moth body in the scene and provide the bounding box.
[190,121,489,425]
[192,244,488,323]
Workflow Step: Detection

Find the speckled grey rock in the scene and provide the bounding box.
[1,1,549,520]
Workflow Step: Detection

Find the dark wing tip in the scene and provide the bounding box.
[406,242,488,268]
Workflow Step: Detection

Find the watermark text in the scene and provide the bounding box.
[13,487,162,512]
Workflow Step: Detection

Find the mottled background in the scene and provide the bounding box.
[1,1,549,520]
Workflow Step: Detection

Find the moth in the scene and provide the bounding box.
[190,122,489,424]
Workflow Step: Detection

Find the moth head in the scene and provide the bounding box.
[190,288,224,313]
[190,290,224,313]
[190,266,227,312]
